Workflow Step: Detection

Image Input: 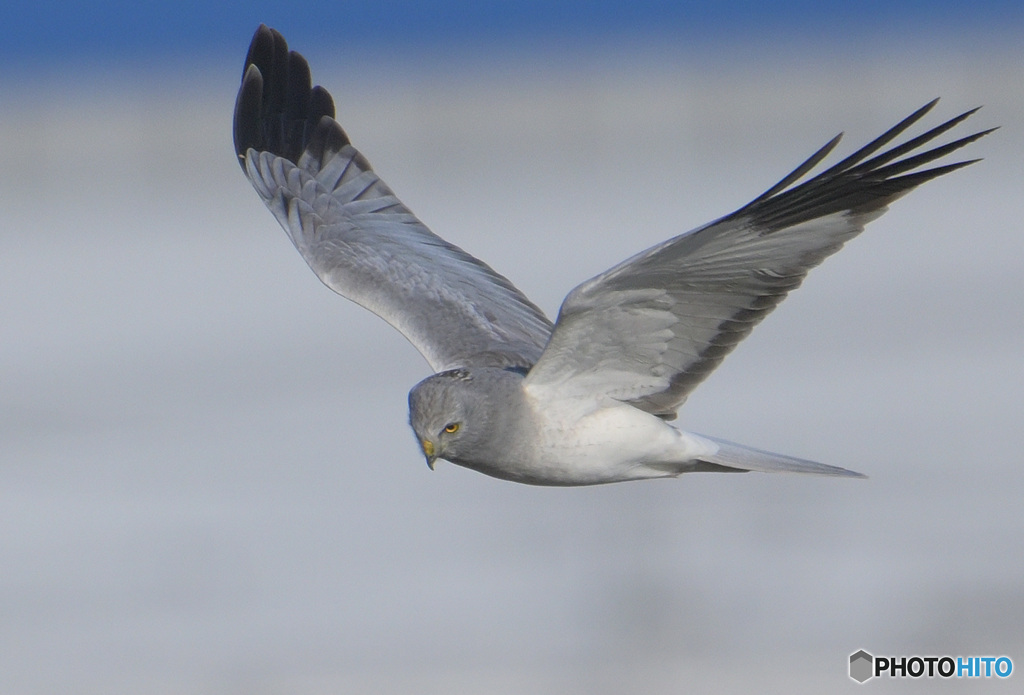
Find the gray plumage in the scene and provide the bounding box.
[235,25,993,486]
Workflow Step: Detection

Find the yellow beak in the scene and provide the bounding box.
[421,439,437,469]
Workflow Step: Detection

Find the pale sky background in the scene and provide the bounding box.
[2,2,1022,693]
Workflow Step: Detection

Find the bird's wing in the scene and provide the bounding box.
[525,100,993,417]
[234,25,552,372]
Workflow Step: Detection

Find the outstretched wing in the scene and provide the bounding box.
[234,25,552,372]
[525,100,994,417]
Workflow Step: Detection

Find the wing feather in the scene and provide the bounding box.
[234,26,552,371]
[525,101,993,417]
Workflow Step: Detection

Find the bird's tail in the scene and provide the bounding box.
[691,434,866,478]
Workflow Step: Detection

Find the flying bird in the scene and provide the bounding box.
[234,25,992,486]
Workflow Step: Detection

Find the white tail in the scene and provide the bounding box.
[693,434,866,478]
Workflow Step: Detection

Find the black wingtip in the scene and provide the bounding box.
[242,24,277,81]
[731,100,995,230]
[749,132,843,205]
[233,25,346,171]
[233,64,264,166]
[813,98,942,179]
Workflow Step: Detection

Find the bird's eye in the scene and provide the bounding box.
[443,422,460,434]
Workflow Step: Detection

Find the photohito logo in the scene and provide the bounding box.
[849,650,1013,683]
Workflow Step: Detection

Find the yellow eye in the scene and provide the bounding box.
[443,423,460,434]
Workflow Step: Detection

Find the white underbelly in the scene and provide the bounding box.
[526,398,714,484]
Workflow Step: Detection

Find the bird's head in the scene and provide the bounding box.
[408,369,481,470]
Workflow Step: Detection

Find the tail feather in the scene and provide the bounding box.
[694,434,866,478]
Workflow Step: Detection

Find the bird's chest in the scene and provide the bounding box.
[520,398,679,484]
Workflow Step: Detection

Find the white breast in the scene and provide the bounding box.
[523,394,716,484]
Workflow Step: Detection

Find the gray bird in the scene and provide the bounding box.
[234,25,992,486]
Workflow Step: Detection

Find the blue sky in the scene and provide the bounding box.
[4,0,1022,70]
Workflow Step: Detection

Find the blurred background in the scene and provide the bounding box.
[1,1,1022,693]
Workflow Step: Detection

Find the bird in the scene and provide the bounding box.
[233,25,993,486]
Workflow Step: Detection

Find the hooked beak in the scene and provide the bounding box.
[421,439,437,470]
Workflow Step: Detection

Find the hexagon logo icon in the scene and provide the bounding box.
[850,650,874,683]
